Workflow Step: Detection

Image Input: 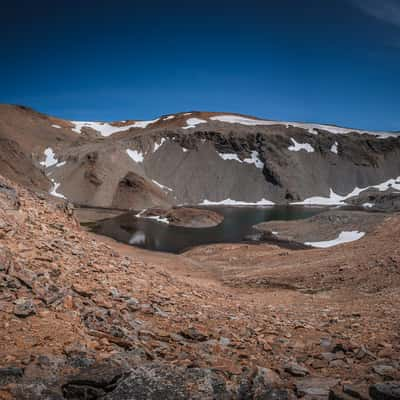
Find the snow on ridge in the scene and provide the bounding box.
[40,148,58,168]
[288,138,315,153]
[52,124,61,129]
[201,198,274,206]
[71,118,159,136]
[330,141,339,154]
[183,118,207,130]
[126,149,144,163]
[217,150,264,169]
[163,115,175,121]
[305,231,365,248]
[293,176,400,205]
[210,115,278,126]
[56,161,66,168]
[209,114,395,139]
[151,179,173,192]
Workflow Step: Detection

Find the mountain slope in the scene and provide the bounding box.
[1,104,399,209]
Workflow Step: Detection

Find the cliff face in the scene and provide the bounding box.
[1,105,399,209]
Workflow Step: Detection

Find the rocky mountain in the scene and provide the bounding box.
[1,104,400,210]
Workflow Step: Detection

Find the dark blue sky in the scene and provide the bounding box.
[1,0,399,130]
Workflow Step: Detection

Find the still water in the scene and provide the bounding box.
[91,206,323,254]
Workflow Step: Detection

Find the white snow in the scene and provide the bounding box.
[330,141,339,154]
[126,149,144,163]
[363,202,374,208]
[217,152,242,162]
[183,118,207,130]
[183,112,192,116]
[305,231,365,248]
[153,138,166,152]
[243,151,264,169]
[288,138,315,153]
[40,148,58,168]
[163,115,175,120]
[201,198,274,206]
[51,124,61,129]
[49,179,66,199]
[210,115,278,126]
[293,176,400,205]
[217,150,264,169]
[181,147,189,152]
[135,210,169,224]
[71,119,159,136]
[152,179,173,192]
[209,114,396,139]
[56,161,66,167]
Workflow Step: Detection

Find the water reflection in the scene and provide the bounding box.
[92,206,324,254]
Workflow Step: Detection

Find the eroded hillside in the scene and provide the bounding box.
[1,105,400,210]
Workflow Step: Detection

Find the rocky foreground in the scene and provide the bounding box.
[0,174,400,399]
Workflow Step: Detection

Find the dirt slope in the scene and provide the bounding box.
[0,174,399,398]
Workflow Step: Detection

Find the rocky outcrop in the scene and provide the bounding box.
[140,206,224,228]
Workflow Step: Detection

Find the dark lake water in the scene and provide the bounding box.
[90,206,324,254]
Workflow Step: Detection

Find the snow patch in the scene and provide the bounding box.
[217,152,242,162]
[217,150,264,169]
[56,161,66,168]
[153,138,166,152]
[305,231,365,248]
[126,149,144,163]
[152,179,173,192]
[243,151,264,169]
[210,115,277,126]
[71,119,159,136]
[183,118,207,130]
[288,138,315,153]
[40,148,58,168]
[181,147,189,152]
[201,198,274,206]
[293,177,400,205]
[330,141,339,154]
[135,210,169,224]
[49,179,66,199]
[209,114,395,139]
[363,202,374,208]
[51,124,61,129]
[163,115,175,121]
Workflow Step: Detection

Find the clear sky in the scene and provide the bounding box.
[1,0,399,130]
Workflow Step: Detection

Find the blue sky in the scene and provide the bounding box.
[0,0,399,130]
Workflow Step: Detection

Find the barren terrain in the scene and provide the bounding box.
[0,174,399,399]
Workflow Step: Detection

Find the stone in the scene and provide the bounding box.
[284,362,309,377]
[71,283,92,297]
[180,327,209,342]
[295,377,340,399]
[343,384,371,400]
[370,382,400,400]
[0,367,24,385]
[372,365,397,380]
[14,298,36,317]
